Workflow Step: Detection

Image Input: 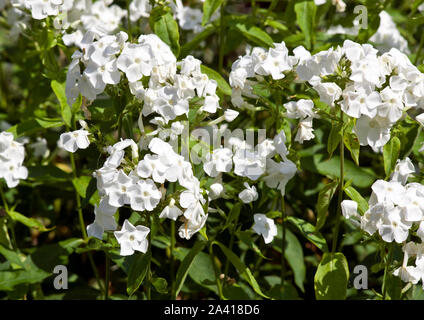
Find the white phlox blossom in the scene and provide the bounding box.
[229,39,424,153]
[91,137,207,247]
[252,213,278,244]
[114,219,150,256]
[0,132,28,188]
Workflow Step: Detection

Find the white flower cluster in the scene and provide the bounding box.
[393,241,424,288]
[229,42,318,144]
[0,132,28,188]
[230,39,424,152]
[2,0,209,44]
[2,0,126,42]
[65,31,220,123]
[202,129,297,198]
[88,137,208,254]
[342,158,424,245]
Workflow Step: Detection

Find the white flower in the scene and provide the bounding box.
[284,99,315,119]
[105,170,134,207]
[159,198,183,221]
[252,213,277,244]
[233,148,265,181]
[341,200,359,219]
[29,137,49,158]
[255,42,293,80]
[87,197,118,240]
[391,158,415,185]
[263,158,297,196]
[136,154,167,183]
[238,182,258,204]
[114,220,150,256]
[104,139,136,168]
[129,179,162,212]
[0,161,28,188]
[314,82,342,107]
[178,212,208,240]
[129,0,151,21]
[175,3,203,33]
[393,266,420,284]
[257,139,276,158]
[378,206,411,243]
[224,109,239,122]
[273,130,288,160]
[208,182,224,201]
[25,0,62,20]
[59,130,90,153]
[117,43,154,82]
[371,180,405,206]
[354,115,392,152]
[203,147,233,177]
[295,117,315,144]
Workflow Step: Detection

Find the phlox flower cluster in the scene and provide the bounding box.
[88,136,208,255]
[200,128,296,244]
[230,39,424,152]
[0,132,28,188]
[65,31,220,124]
[342,157,424,245]
[1,0,209,45]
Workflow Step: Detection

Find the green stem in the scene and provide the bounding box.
[382,244,394,300]
[280,196,286,289]
[209,242,224,299]
[69,149,105,295]
[0,183,17,250]
[126,0,132,42]
[170,220,176,299]
[146,214,152,300]
[331,110,344,254]
[414,30,424,65]
[223,207,240,287]
[218,1,226,75]
[104,251,110,300]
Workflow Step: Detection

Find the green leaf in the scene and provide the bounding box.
[188,251,218,294]
[174,240,207,298]
[316,180,338,231]
[236,230,269,260]
[327,123,342,158]
[264,19,288,32]
[300,153,376,188]
[275,227,306,292]
[8,211,51,232]
[0,269,50,291]
[202,0,224,25]
[213,241,269,299]
[344,131,360,166]
[150,6,180,57]
[287,216,328,252]
[252,83,272,99]
[294,1,317,49]
[72,176,93,199]
[314,252,349,300]
[51,80,72,127]
[7,119,63,138]
[222,202,241,231]
[127,251,151,296]
[383,136,401,178]
[234,23,274,48]
[152,277,168,294]
[200,65,232,96]
[344,186,368,215]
